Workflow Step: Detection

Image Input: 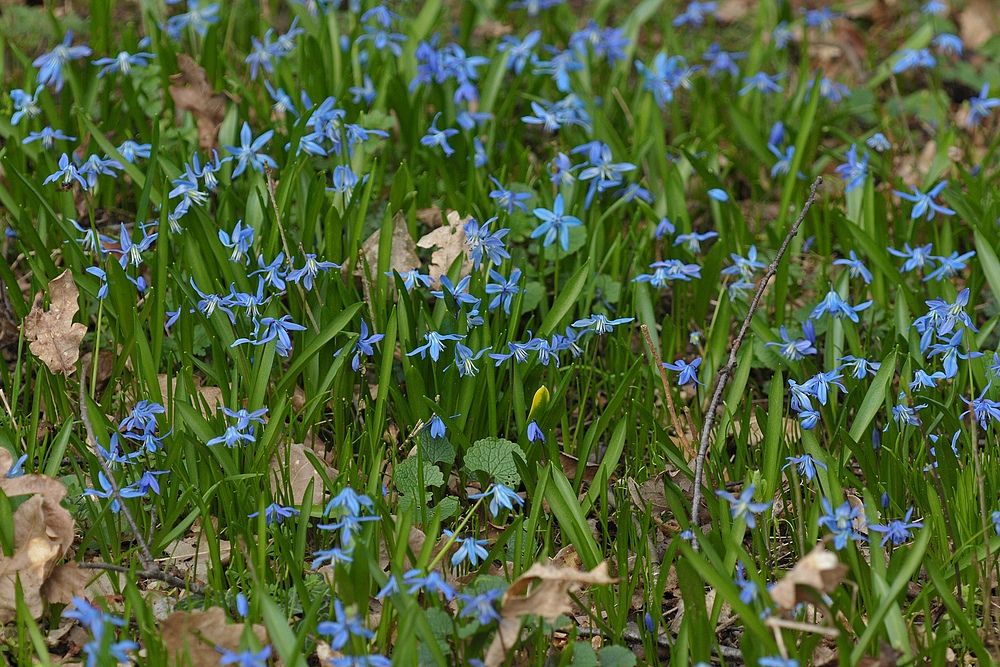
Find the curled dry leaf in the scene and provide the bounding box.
[169,54,229,151]
[416,210,472,286]
[161,607,268,667]
[768,543,847,611]
[356,211,420,284]
[269,442,338,507]
[484,546,616,667]
[0,448,80,623]
[22,270,87,376]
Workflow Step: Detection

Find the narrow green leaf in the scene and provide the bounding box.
[848,347,897,442]
[539,259,590,337]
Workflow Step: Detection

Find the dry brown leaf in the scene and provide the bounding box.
[0,468,76,623]
[959,0,998,50]
[484,546,615,667]
[768,543,847,611]
[161,607,268,667]
[269,442,337,506]
[416,210,472,286]
[356,211,420,284]
[416,206,443,229]
[715,0,751,22]
[559,452,600,484]
[22,270,87,376]
[39,563,90,606]
[378,519,427,570]
[169,54,229,151]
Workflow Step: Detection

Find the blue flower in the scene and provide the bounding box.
[960,384,1000,428]
[838,355,880,379]
[10,85,43,125]
[759,656,799,667]
[739,71,784,96]
[782,454,827,482]
[489,335,543,366]
[224,122,277,178]
[287,254,341,291]
[967,83,1000,128]
[164,1,220,39]
[772,21,792,49]
[893,181,954,221]
[572,314,634,335]
[83,472,121,513]
[716,484,771,529]
[632,260,703,287]
[734,562,759,604]
[444,529,490,567]
[765,325,817,361]
[207,425,255,448]
[117,139,151,162]
[662,358,703,386]
[833,144,868,192]
[92,50,154,77]
[674,231,718,253]
[635,53,698,107]
[469,483,524,518]
[403,569,458,599]
[458,589,503,624]
[232,315,308,357]
[489,177,532,215]
[464,218,510,268]
[245,33,277,80]
[248,503,300,525]
[892,48,936,73]
[317,600,374,650]
[527,420,545,442]
[451,343,491,377]
[44,153,88,189]
[673,1,718,26]
[311,547,354,569]
[420,113,459,157]
[869,508,923,547]
[818,498,867,549]
[33,31,92,92]
[498,31,541,74]
[485,269,522,314]
[887,242,934,273]
[407,331,465,362]
[809,289,872,322]
[924,251,975,282]
[866,132,892,152]
[932,33,963,56]
[23,126,76,149]
[833,250,873,284]
[216,646,272,667]
[218,221,254,264]
[892,391,927,427]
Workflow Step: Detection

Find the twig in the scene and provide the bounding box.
[640,325,695,461]
[78,561,204,594]
[79,365,204,595]
[689,178,822,543]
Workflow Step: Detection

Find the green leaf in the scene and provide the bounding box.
[539,259,590,337]
[598,646,638,667]
[544,462,601,569]
[394,458,445,498]
[417,430,456,466]
[848,347,897,442]
[571,642,599,667]
[465,437,525,486]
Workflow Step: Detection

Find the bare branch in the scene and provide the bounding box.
[689,178,823,543]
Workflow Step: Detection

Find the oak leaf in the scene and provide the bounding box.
[484,546,615,667]
[22,270,87,376]
[416,210,472,286]
[161,607,268,667]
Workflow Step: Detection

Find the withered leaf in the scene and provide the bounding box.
[22,270,87,376]
[39,563,90,606]
[161,607,268,667]
[768,543,847,611]
[416,210,471,286]
[484,546,615,667]
[169,54,229,151]
[357,211,420,284]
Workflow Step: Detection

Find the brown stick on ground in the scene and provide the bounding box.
[689,178,823,546]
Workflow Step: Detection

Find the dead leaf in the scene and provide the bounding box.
[161,607,268,667]
[416,206,443,229]
[0,468,76,623]
[378,519,427,570]
[484,546,615,667]
[959,0,998,49]
[768,543,847,611]
[269,442,337,506]
[39,563,90,605]
[559,452,600,484]
[22,270,87,376]
[169,55,229,151]
[416,210,472,286]
[715,0,751,22]
[356,211,420,284]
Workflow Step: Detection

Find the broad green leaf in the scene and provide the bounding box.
[848,347,898,442]
[417,430,456,466]
[465,437,525,486]
[598,646,637,667]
